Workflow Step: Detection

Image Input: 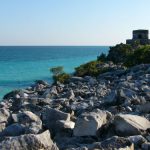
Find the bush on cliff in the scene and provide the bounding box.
[106,43,150,67]
[53,73,70,83]
[50,66,64,76]
[125,45,150,67]
[50,66,70,83]
[75,60,100,77]
[75,60,110,77]
[107,43,133,64]
[97,53,107,62]
[50,44,150,81]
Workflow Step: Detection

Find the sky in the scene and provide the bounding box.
[0,0,150,46]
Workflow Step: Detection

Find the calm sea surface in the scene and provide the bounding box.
[0,46,109,99]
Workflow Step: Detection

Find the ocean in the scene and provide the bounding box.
[0,46,109,99]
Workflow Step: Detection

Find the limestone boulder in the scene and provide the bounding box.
[42,86,58,98]
[0,123,25,137]
[0,108,10,123]
[113,114,150,136]
[0,130,58,150]
[0,123,6,133]
[0,108,10,132]
[54,136,95,150]
[67,89,75,100]
[12,111,42,134]
[88,136,134,150]
[73,109,107,136]
[105,90,117,104]
[42,107,70,133]
[56,120,75,130]
[136,103,150,113]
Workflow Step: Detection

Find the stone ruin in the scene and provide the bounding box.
[126,29,150,45]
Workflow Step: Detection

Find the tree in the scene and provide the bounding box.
[50,66,64,76]
[75,60,109,77]
[107,43,133,64]
[50,66,70,83]
[97,53,107,62]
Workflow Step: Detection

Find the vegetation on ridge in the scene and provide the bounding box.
[98,43,150,66]
[50,43,150,80]
[50,66,70,83]
[107,43,133,64]
[124,45,150,67]
[74,60,110,77]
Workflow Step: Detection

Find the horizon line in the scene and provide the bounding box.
[0,45,112,47]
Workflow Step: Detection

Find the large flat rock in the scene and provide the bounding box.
[114,114,150,136]
[12,111,42,134]
[0,130,58,150]
[73,109,107,136]
[42,107,70,134]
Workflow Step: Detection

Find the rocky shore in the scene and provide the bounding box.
[0,63,150,150]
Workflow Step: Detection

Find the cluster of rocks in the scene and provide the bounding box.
[1,63,150,150]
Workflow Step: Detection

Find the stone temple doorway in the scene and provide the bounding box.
[138,34,142,39]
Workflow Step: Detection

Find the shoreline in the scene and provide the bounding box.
[0,46,109,100]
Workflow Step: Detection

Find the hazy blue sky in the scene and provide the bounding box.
[0,0,150,46]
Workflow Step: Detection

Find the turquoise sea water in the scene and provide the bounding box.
[0,46,109,99]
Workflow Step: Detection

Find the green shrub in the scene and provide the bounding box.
[53,73,70,83]
[107,43,133,64]
[75,60,110,77]
[75,60,100,77]
[97,53,107,62]
[105,43,150,67]
[125,45,150,67]
[50,66,70,83]
[50,66,64,76]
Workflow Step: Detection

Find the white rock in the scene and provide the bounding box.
[0,108,10,132]
[12,111,42,134]
[56,120,75,129]
[0,130,58,150]
[114,114,150,136]
[68,90,75,100]
[0,108,10,122]
[42,107,70,133]
[19,91,28,98]
[73,109,107,136]
[15,94,20,99]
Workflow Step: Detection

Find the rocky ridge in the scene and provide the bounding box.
[1,63,150,150]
